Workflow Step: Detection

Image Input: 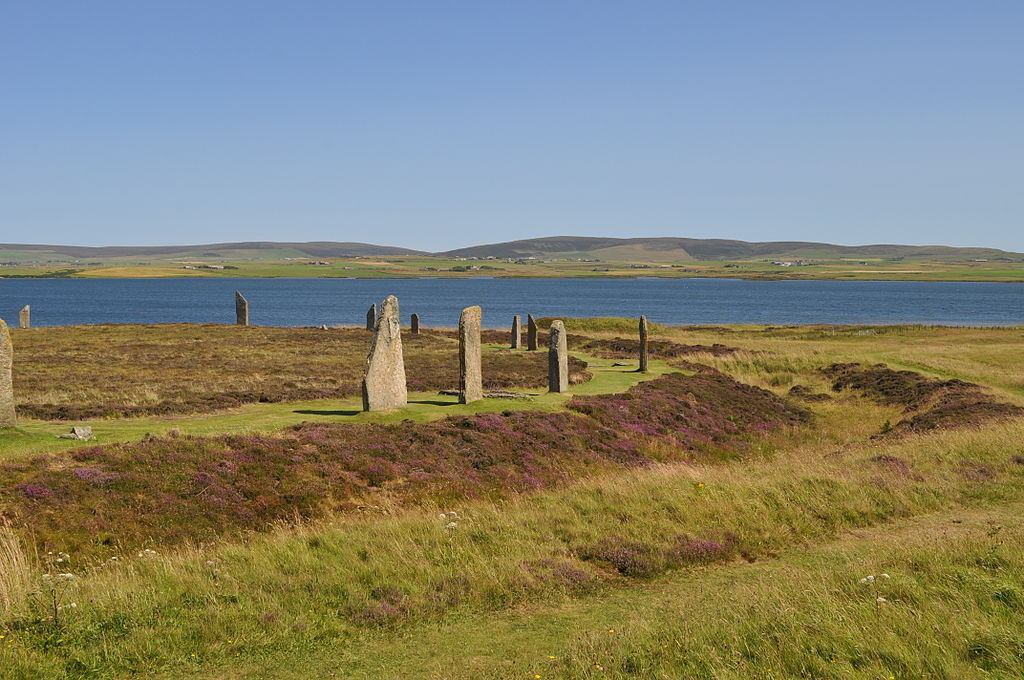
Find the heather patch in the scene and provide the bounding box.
[0,411,645,556]
[565,334,738,360]
[788,384,832,402]
[568,372,810,455]
[869,454,912,476]
[0,371,811,557]
[580,532,738,579]
[825,363,1023,434]
[13,325,588,419]
[444,327,738,361]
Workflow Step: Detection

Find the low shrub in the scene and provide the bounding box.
[0,373,807,558]
[825,363,1023,434]
[569,372,810,454]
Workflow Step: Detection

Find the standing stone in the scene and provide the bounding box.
[235,291,249,326]
[365,303,376,331]
[0,319,15,427]
[459,306,483,404]
[18,306,30,329]
[510,315,522,349]
[361,296,407,411]
[410,313,420,334]
[639,315,649,373]
[548,319,569,393]
[527,314,539,351]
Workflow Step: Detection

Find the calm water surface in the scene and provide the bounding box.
[1,278,1021,328]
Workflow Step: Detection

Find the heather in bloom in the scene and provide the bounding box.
[0,372,807,558]
[569,372,810,454]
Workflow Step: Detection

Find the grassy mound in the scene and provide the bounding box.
[534,317,666,334]
[567,334,737,360]
[824,363,1023,434]
[569,372,810,455]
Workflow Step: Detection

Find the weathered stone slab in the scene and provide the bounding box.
[510,315,522,349]
[366,303,377,330]
[234,291,249,326]
[639,314,649,373]
[18,306,30,329]
[361,296,407,411]
[57,426,95,441]
[459,306,483,404]
[527,314,539,351]
[410,313,420,334]
[548,319,568,393]
[0,319,15,427]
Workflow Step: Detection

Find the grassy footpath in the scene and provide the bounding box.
[198,503,1024,680]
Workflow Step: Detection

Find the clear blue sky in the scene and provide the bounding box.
[2,1,1022,251]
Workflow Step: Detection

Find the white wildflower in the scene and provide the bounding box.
[876,596,887,603]
[880,573,891,579]
[445,521,458,530]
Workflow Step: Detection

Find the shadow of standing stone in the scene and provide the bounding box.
[235,291,249,326]
[459,306,483,404]
[0,319,15,426]
[19,306,30,329]
[527,313,539,351]
[361,296,408,411]
[548,319,568,393]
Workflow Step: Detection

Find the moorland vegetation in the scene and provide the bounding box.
[0,320,1023,679]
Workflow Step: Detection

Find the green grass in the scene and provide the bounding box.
[0,353,671,461]
[4,254,1024,281]
[2,406,1023,678]
[3,323,1024,679]
[177,503,1024,680]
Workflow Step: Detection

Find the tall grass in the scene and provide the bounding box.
[2,416,1023,678]
[0,522,32,620]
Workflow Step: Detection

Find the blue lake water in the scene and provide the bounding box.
[0,277,1021,328]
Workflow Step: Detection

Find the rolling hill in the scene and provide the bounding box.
[0,241,425,261]
[0,237,1019,264]
[438,236,1024,261]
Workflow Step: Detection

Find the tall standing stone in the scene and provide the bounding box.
[527,314,539,351]
[510,315,522,349]
[410,313,420,334]
[548,320,568,393]
[365,304,376,331]
[459,306,483,404]
[361,296,408,411]
[639,315,649,373]
[0,319,15,427]
[235,291,249,326]
[18,306,30,329]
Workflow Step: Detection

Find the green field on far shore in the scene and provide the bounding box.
[4,254,1024,282]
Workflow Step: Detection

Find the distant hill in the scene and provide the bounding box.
[439,236,1023,261]
[0,241,425,260]
[0,237,1019,264]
